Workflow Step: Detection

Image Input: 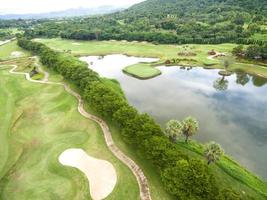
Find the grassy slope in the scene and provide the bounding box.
[176,141,267,199]
[0,61,139,199]
[37,38,267,78]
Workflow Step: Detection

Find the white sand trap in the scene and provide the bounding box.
[11,51,23,57]
[59,148,117,200]
[72,42,81,46]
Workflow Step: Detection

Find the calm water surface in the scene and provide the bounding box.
[80,55,267,179]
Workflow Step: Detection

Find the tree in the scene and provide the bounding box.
[232,45,244,56]
[245,45,262,59]
[233,14,245,25]
[180,117,199,143]
[247,23,261,34]
[236,73,249,86]
[165,120,182,143]
[204,142,224,165]
[223,58,231,71]
[219,188,243,200]
[161,159,220,200]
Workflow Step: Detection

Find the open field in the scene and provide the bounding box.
[37,38,267,79]
[0,40,29,60]
[0,59,139,199]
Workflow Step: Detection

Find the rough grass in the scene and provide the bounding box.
[123,63,161,79]
[0,61,139,200]
[36,38,267,77]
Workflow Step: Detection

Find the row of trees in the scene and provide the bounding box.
[232,44,267,60]
[17,38,244,199]
[165,118,224,165]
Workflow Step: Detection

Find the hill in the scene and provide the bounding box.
[23,0,267,44]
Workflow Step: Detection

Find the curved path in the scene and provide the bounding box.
[0,63,152,200]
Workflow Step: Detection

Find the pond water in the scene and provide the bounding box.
[80,54,267,179]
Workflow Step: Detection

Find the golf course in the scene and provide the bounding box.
[0,38,267,200]
[0,42,142,199]
[1,0,267,199]
[36,38,267,79]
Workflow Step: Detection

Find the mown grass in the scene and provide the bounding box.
[123,63,162,79]
[0,59,139,199]
[37,38,267,78]
[0,40,29,60]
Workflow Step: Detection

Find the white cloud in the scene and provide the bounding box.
[0,0,145,14]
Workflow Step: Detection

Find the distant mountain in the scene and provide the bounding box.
[0,6,125,20]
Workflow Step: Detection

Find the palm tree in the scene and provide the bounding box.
[181,117,199,143]
[165,120,182,143]
[204,142,224,165]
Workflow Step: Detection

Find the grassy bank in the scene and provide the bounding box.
[175,141,267,199]
[0,57,139,199]
[36,38,267,78]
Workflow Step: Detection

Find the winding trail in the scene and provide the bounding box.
[0,63,151,200]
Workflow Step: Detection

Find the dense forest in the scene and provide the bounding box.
[17,0,267,45]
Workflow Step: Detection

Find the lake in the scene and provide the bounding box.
[80,54,267,179]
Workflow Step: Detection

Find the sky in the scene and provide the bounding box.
[0,0,145,14]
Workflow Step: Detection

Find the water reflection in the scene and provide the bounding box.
[213,76,229,91]
[80,54,267,179]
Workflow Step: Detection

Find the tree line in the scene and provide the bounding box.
[232,44,267,60]
[17,38,250,199]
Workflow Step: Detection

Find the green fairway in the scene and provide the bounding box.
[0,62,139,200]
[36,38,267,78]
[123,63,161,79]
[0,40,29,60]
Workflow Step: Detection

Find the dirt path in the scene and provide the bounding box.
[1,64,152,200]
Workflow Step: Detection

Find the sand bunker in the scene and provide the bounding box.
[72,43,81,46]
[11,51,23,58]
[59,148,117,200]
